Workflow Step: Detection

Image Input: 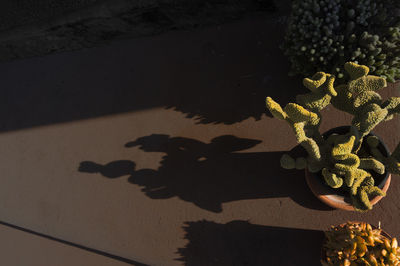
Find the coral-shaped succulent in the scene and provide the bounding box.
[323,222,400,265]
[266,62,400,211]
[283,0,400,82]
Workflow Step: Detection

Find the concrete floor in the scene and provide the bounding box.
[0,222,132,266]
[0,11,399,266]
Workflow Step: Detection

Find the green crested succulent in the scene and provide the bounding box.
[266,62,400,211]
[323,222,400,265]
[283,0,400,83]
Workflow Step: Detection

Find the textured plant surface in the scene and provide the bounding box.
[283,0,400,82]
[266,62,400,211]
[323,222,400,265]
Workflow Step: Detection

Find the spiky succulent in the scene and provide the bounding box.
[266,62,400,211]
[322,222,400,265]
[283,0,400,82]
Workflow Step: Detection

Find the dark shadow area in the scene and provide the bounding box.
[79,134,333,212]
[165,63,303,124]
[0,9,304,132]
[162,12,304,124]
[79,160,135,178]
[0,0,277,63]
[176,220,324,266]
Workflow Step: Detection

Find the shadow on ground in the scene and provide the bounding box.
[164,55,303,124]
[0,12,305,132]
[176,220,324,266]
[79,134,333,212]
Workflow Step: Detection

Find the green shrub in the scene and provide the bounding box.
[283,0,400,83]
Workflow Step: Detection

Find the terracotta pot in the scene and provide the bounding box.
[304,126,391,211]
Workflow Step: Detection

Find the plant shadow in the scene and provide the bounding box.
[176,220,324,266]
[79,134,333,212]
[163,28,305,124]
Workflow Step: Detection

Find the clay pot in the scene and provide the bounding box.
[304,126,391,211]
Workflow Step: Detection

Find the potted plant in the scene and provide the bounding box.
[322,221,400,265]
[266,62,400,211]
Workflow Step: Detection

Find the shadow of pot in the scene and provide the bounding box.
[304,126,391,211]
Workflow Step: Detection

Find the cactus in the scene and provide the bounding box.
[323,222,400,265]
[283,0,400,82]
[266,62,400,211]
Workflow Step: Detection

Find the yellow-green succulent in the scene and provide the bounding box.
[266,62,400,211]
[323,222,400,265]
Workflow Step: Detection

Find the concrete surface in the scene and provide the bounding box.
[0,10,399,266]
[0,222,133,266]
